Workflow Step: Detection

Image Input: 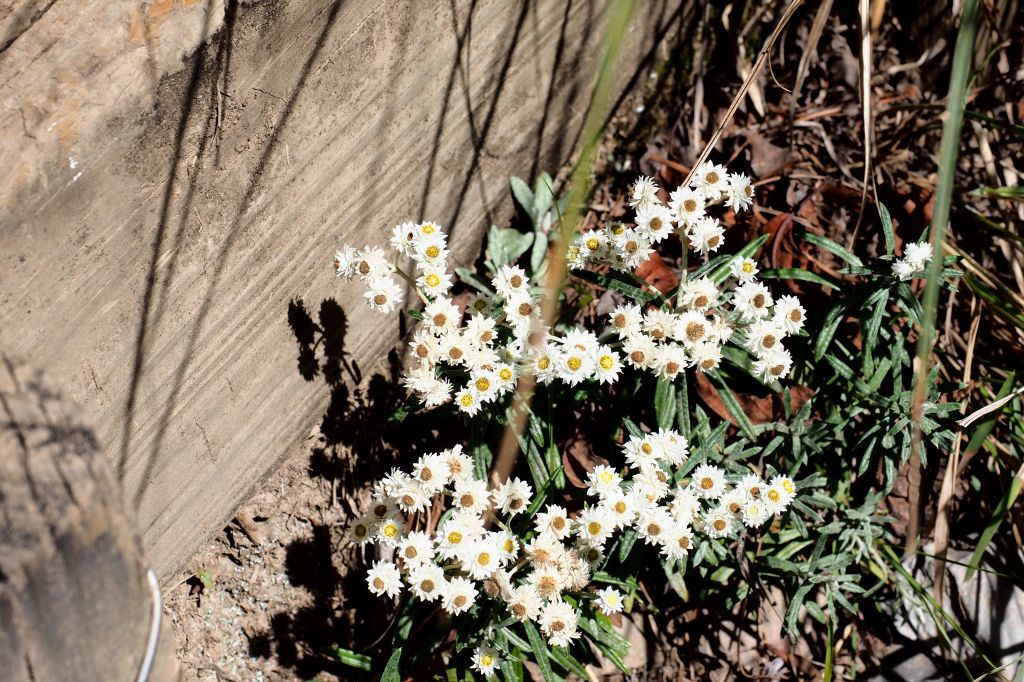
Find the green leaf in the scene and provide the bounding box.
[380,647,402,682]
[548,646,589,680]
[798,232,864,266]
[522,621,556,682]
[879,203,895,256]
[709,371,758,441]
[654,377,677,430]
[489,227,535,269]
[510,176,535,214]
[332,647,373,671]
[617,528,638,562]
[814,303,846,360]
[760,267,841,290]
[572,268,663,304]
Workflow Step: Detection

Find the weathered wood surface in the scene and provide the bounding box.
[0,0,688,583]
[0,356,180,682]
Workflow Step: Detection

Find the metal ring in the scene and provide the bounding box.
[136,569,162,682]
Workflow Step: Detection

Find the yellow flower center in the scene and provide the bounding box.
[425,273,440,288]
[599,470,614,484]
[586,237,600,251]
[422,224,436,234]
[552,517,565,530]
[447,531,463,544]
[782,479,796,494]
[614,501,627,514]
[700,477,714,490]
[767,489,781,502]
[499,368,513,381]
[373,577,385,589]
[537,357,550,370]
[477,552,491,566]
[475,377,491,392]
[382,524,398,538]
[587,521,602,535]
[713,519,727,531]
[503,539,515,553]
[481,653,494,667]
[425,245,440,258]
[459,393,474,407]
[567,356,582,371]
[741,261,755,274]
[599,355,614,370]
[641,442,653,455]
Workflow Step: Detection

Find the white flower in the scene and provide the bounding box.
[622,335,658,370]
[530,564,567,598]
[390,221,419,255]
[505,291,538,325]
[367,561,402,598]
[668,186,706,226]
[352,246,393,282]
[629,175,660,211]
[595,586,624,616]
[363,276,403,314]
[555,346,594,385]
[904,241,933,270]
[657,429,689,466]
[466,313,498,347]
[669,487,702,525]
[690,464,727,499]
[494,530,521,563]
[468,368,499,403]
[493,363,518,394]
[741,498,770,527]
[593,345,623,384]
[730,256,759,281]
[610,228,654,268]
[753,347,794,382]
[408,330,441,366]
[443,445,474,483]
[347,515,375,544]
[377,517,404,546]
[679,276,718,311]
[524,535,563,566]
[602,490,638,529]
[737,473,765,501]
[773,295,806,335]
[675,311,712,347]
[334,246,358,279]
[893,258,917,280]
[408,563,445,602]
[416,221,444,240]
[635,506,673,546]
[397,531,435,566]
[724,172,755,212]
[412,231,448,267]
[763,482,791,515]
[454,386,482,416]
[471,645,500,677]
[621,433,664,470]
[412,453,451,492]
[442,577,479,615]
[642,308,677,342]
[704,507,735,538]
[771,474,798,500]
[579,230,608,260]
[493,477,533,516]
[424,297,461,332]
[506,584,543,621]
[436,514,480,559]
[454,478,491,515]
[635,204,675,243]
[416,267,453,297]
[530,345,559,384]
[691,341,723,373]
[732,281,773,321]
[467,292,494,316]
[492,264,529,297]
[535,504,572,540]
[691,161,729,200]
[744,320,785,358]
[662,524,694,560]
[653,344,687,380]
[462,539,501,580]
[576,506,615,546]
[586,464,622,498]
[608,303,643,338]
[539,600,580,648]
[393,479,431,513]
[690,216,725,255]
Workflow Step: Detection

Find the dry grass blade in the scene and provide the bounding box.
[788,0,833,151]
[847,0,875,249]
[932,298,980,603]
[957,386,1024,429]
[681,0,806,188]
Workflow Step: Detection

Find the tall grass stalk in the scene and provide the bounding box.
[908,0,980,555]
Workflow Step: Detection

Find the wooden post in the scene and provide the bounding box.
[0,356,179,682]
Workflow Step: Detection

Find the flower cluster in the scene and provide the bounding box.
[350,429,796,649]
[566,162,752,271]
[332,164,806,413]
[892,241,934,280]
